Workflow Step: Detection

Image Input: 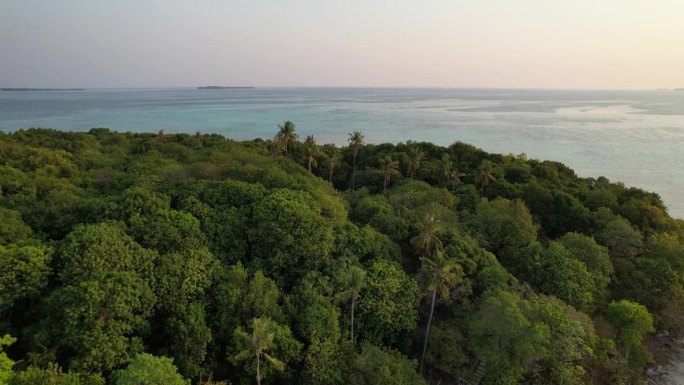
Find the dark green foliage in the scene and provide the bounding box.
[248,189,334,286]
[356,260,420,346]
[0,128,679,385]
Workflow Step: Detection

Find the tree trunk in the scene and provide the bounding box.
[352,153,357,191]
[308,158,312,172]
[329,167,334,182]
[420,287,437,375]
[350,296,355,345]
[383,172,388,193]
[256,353,261,385]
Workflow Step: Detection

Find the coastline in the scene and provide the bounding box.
[647,335,684,385]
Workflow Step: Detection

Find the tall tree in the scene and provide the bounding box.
[233,318,285,385]
[275,121,298,156]
[439,153,453,185]
[477,160,496,190]
[336,266,367,345]
[411,214,444,259]
[419,252,463,374]
[304,135,318,173]
[380,155,398,193]
[348,131,364,190]
[323,145,340,182]
[407,146,424,178]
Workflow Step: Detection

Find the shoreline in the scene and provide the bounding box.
[647,334,684,385]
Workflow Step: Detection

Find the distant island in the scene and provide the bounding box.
[197,86,254,90]
[675,88,684,91]
[1,88,85,91]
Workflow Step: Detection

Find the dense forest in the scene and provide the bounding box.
[1,124,683,385]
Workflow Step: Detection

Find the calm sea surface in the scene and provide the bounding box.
[1,87,683,218]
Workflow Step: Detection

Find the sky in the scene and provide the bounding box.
[1,0,684,89]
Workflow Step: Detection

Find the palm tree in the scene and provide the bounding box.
[439,153,452,185]
[275,121,298,156]
[477,160,496,190]
[348,131,364,190]
[407,146,424,178]
[380,155,398,193]
[448,169,466,190]
[336,266,367,345]
[419,252,463,374]
[324,145,340,182]
[234,318,284,385]
[304,135,318,173]
[411,214,444,259]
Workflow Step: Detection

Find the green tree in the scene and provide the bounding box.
[604,300,654,370]
[49,223,156,372]
[275,121,297,156]
[356,260,420,346]
[233,318,285,385]
[380,155,398,193]
[476,160,496,191]
[304,135,319,173]
[411,214,444,259]
[0,334,16,385]
[0,241,51,312]
[248,189,334,286]
[111,353,189,385]
[348,131,364,191]
[323,145,340,182]
[419,252,463,374]
[407,147,423,178]
[353,343,427,385]
[336,266,367,345]
[11,364,105,385]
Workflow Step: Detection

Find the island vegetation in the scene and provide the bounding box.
[0,123,683,385]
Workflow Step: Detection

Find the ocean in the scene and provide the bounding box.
[1,87,683,218]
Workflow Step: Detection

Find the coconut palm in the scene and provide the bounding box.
[439,153,453,185]
[419,252,463,374]
[380,155,398,193]
[275,121,298,156]
[411,214,444,259]
[448,169,466,190]
[234,318,284,385]
[348,131,364,190]
[336,266,367,345]
[303,135,319,173]
[477,160,496,190]
[407,146,424,178]
[324,145,341,182]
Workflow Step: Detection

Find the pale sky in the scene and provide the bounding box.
[1,0,683,89]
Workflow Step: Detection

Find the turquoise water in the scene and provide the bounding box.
[1,87,683,218]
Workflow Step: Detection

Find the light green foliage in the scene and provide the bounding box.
[201,179,266,208]
[469,290,540,385]
[154,247,217,313]
[0,334,16,385]
[605,300,654,369]
[517,242,596,312]
[248,189,334,286]
[469,198,537,266]
[51,223,156,372]
[116,187,170,219]
[11,364,104,385]
[352,343,427,385]
[111,353,189,385]
[129,210,206,254]
[293,278,340,343]
[356,260,420,346]
[0,241,51,312]
[241,271,286,323]
[0,208,31,244]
